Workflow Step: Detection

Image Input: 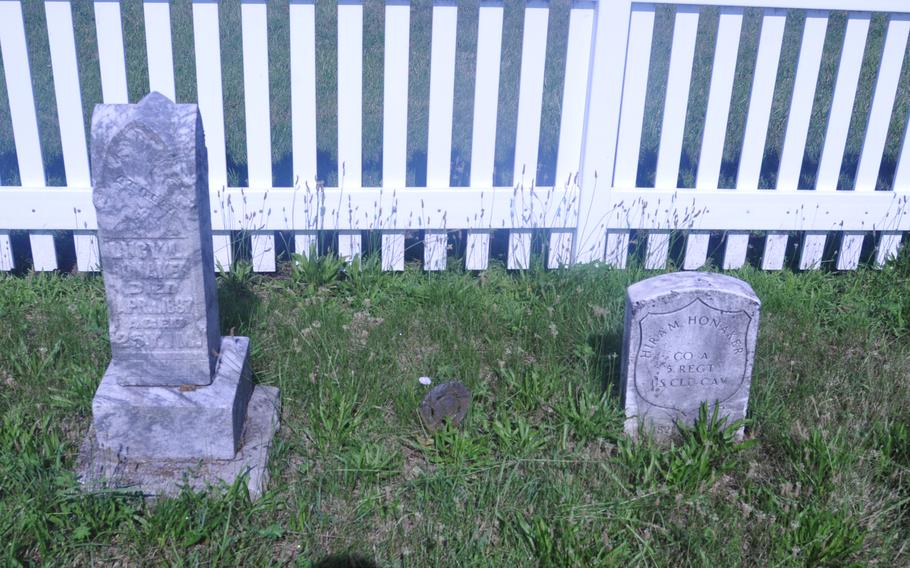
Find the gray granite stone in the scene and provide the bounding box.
[92,92,220,387]
[93,336,253,460]
[620,272,761,440]
[77,384,280,501]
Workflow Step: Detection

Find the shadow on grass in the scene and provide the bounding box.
[588,330,623,399]
[217,272,260,335]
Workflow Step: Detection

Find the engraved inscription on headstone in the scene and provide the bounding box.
[92,92,220,386]
[620,272,760,440]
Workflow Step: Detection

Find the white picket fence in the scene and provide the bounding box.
[0,0,909,273]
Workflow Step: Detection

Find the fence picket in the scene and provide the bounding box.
[656,6,699,188]
[837,231,864,269]
[779,12,828,270]
[74,230,100,271]
[572,0,633,264]
[683,231,710,269]
[554,3,593,188]
[192,3,227,180]
[290,0,318,267]
[513,2,548,188]
[653,6,699,269]
[193,0,231,270]
[547,230,573,268]
[604,232,630,268]
[295,231,318,259]
[466,230,490,270]
[778,11,828,191]
[610,4,655,269]
[426,0,458,189]
[338,0,362,190]
[895,96,910,191]
[876,232,902,265]
[469,3,502,188]
[508,1,548,270]
[854,14,910,190]
[143,0,175,101]
[29,231,57,272]
[211,233,233,271]
[722,231,750,269]
[645,232,670,270]
[466,1,504,270]
[0,0,56,271]
[337,0,363,261]
[836,235,864,269]
[0,231,12,270]
[614,5,654,189]
[339,231,361,262]
[508,230,531,270]
[762,232,789,270]
[816,13,871,190]
[698,9,748,270]
[698,8,743,190]
[886,79,910,264]
[46,0,90,187]
[424,230,447,270]
[738,9,787,270]
[425,0,457,269]
[46,0,98,271]
[383,1,409,190]
[800,232,826,269]
[94,1,128,103]
[0,2,42,174]
[381,0,410,271]
[291,0,318,192]
[382,231,405,271]
[251,231,275,272]
[242,0,272,186]
[242,0,274,271]
[738,9,787,189]
[548,1,594,268]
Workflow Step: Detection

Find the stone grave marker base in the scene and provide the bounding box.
[76,386,279,500]
[76,337,280,500]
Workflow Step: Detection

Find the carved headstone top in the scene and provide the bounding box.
[620,272,761,440]
[92,92,220,386]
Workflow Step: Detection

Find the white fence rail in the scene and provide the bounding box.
[0,0,909,273]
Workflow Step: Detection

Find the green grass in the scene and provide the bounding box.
[1,3,908,191]
[2,253,910,564]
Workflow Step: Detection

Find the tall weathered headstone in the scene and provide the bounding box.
[91,92,220,386]
[620,272,760,440]
[77,93,280,498]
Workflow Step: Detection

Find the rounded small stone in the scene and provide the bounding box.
[419,381,472,431]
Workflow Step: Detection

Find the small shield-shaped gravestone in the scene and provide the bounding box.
[620,271,761,441]
[419,382,472,431]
